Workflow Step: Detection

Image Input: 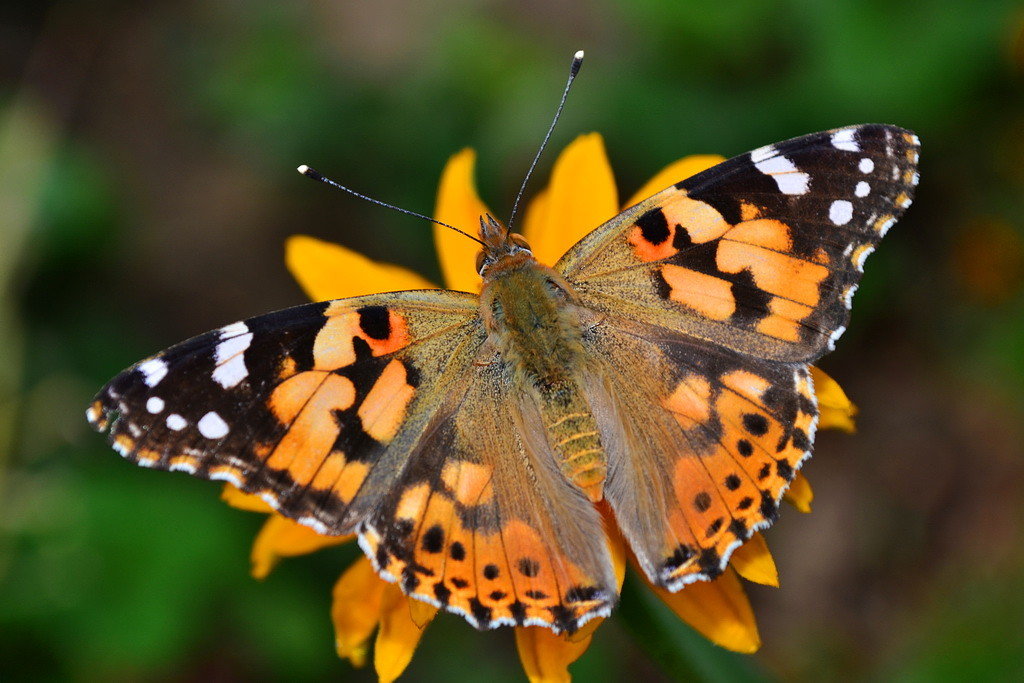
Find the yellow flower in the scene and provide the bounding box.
[224,133,859,681]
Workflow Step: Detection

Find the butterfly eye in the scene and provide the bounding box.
[475,251,487,275]
[509,233,531,251]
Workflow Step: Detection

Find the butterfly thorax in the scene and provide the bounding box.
[478,229,607,501]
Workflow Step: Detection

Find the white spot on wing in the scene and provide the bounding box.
[138,358,168,387]
[146,396,165,414]
[212,330,253,389]
[831,128,859,152]
[908,133,921,145]
[166,413,187,431]
[878,217,896,235]
[219,321,249,338]
[910,171,920,186]
[829,199,854,225]
[198,411,229,439]
[859,158,874,173]
[898,195,913,208]
[169,461,197,474]
[754,155,810,195]
[855,181,870,197]
[750,144,776,163]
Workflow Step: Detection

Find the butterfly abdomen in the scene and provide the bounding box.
[481,258,607,500]
[538,382,606,501]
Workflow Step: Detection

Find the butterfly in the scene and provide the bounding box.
[88,123,919,634]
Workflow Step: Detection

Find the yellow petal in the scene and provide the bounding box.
[810,366,858,433]
[648,568,761,653]
[220,483,273,514]
[374,585,435,683]
[624,154,727,209]
[250,514,352,579]
[407,596,438,629]
[522,133,619,266]
[433,148,493,292]
[285,234,435,302]
[784,472,814,513]
[730,533,779,587]
[515,626,592,683]
[332,557,389,668]
[520,186,549,255]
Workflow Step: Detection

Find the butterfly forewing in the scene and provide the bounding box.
[88,290,482,530]
[557,124,920,363]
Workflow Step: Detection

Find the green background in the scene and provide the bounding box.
[3,0,1023,680]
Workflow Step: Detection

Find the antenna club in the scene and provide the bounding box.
[297,164,310,175]
[571,50,584,76]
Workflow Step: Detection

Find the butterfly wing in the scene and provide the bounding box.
[88,290,483,532]
[584,318,817,588]
[560,125,919,587]
[558,124,920,363]
[359,355,616,633]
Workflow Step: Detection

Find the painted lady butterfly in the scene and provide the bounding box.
[88,104,919,633]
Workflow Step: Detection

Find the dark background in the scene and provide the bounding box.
[2,1,1023,680]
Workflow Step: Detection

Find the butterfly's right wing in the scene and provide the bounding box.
[88,290,484,530]
[88,289,615,633]
[359,355,617,634]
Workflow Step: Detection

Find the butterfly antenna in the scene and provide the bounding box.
[506,49,585,235]
[297,165,486,247]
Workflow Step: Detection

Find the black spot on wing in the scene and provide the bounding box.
[636,208,671,244]
[357,305,391,340]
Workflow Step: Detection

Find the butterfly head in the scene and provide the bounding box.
[476,213,534,276]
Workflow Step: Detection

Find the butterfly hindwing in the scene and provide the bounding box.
[358,356,617,633]
[557,124,920,363]
[584,317,817,588]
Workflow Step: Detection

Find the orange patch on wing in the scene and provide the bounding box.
[313,307,359,370]
[441,461,495,506]
[727,219,792,253]
[740,201,761,221]
[662,195,731,243]
[716,241,828,307]
[756,296,814,342]
[719,370,771,402]
[664,374,713,425]
[265,373,356,484]
[395,482,431,521]
[358,359,416,443]
[660,264,736,319]
[628,224,678,262]
[309,450,347,490]
[330,460,370,504]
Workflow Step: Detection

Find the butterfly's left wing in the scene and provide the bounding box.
[583,318,817,589]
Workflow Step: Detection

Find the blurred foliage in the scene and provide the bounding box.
[2,0,1023,681]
